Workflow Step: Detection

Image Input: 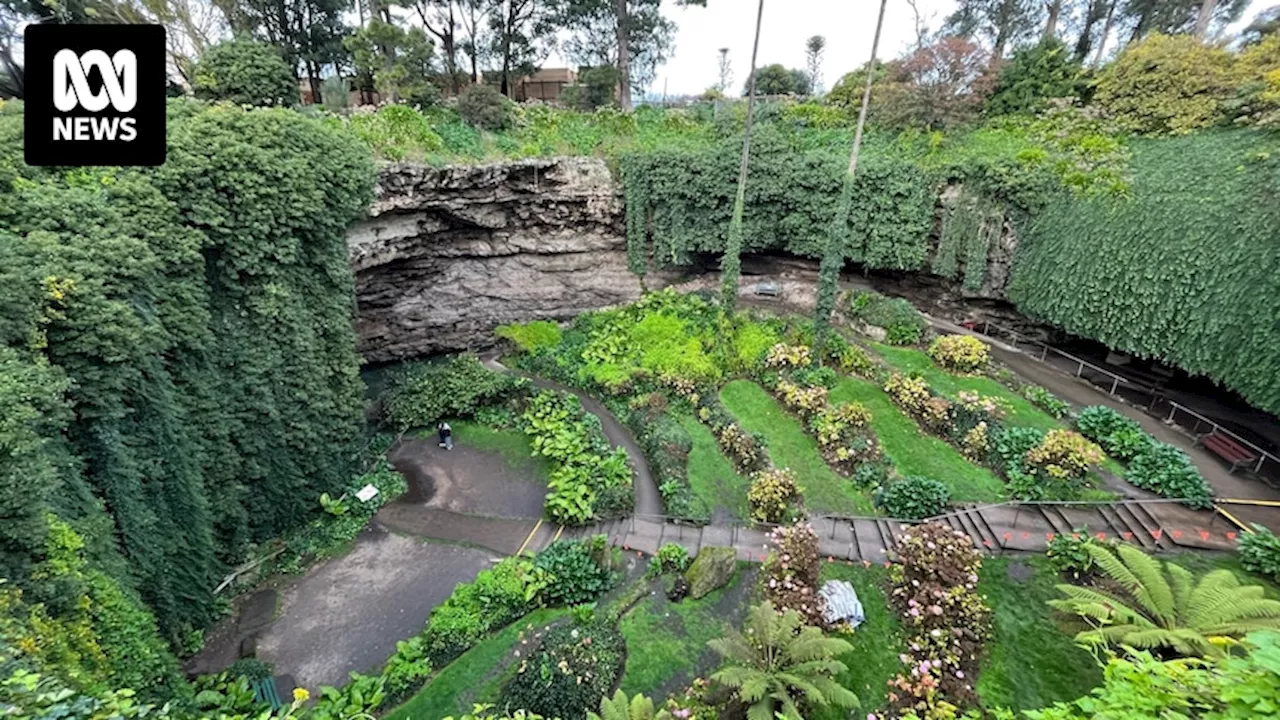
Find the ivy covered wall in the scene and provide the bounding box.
[0,99,373,696]
[1008,130,1280,415]
[621,125,937,274]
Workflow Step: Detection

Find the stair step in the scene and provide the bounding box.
[1129,503,1177,550]
[971,509,1003,551]
[955,510,990,551]
[1096,505,1137,545]
[1114,504,1161,550]
[1038,506,1074,537]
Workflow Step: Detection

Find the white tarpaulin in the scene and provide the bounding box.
[820,580,865,628]
[355,484,380,502]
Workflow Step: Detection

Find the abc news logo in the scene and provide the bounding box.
[25,25,166,166]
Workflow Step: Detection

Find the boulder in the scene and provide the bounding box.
[685,546,737,599]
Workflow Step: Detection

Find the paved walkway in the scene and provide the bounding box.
[481,355,664,516]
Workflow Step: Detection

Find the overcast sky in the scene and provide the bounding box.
[541,0,1277,99]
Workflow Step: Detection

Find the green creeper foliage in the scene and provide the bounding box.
[879,475,950,520]
[457,85,513,131]
[191,39,298,107]
[0,99,373,659]
[1009,130,1280,417]
[1093,34,1238,136]
[621,126,935,272]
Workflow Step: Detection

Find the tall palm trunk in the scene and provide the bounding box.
[718,0,764,311]
[814,0,887,351]
[1194,0,1217,38]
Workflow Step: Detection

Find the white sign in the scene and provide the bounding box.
[355,484,380,503]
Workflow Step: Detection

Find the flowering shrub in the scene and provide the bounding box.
[715,423,769,475]
[885,373,932,413]
[920,396,953,433]
[810,402,872,448]
[776,379,829,418]
[748,467,803,523]
[887,523,990,717]
[765,342,812,369]
[761,523,825,626]
[955,391,1010,421]
[880,476,951,520]
[830,339,875,377]
[500,619,625,720]
[1025,429,1104,483]
[960,421,990,460]
[1023,385,1071,418]
[928,335,990,373]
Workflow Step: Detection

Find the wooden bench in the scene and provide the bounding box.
[252,676,283,710]
[1199,432,1257,474]
[753,281,780,297]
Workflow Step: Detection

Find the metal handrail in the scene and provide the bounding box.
[1164,400,1275,474]
[975,319,1132,395]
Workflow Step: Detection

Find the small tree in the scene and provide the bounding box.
[745,63,810,95]
[191,39,297,106]
[1093,33,1236,135]
[457,84,512,130]
[986,37,1086,115]
[709,602,859,720]
[805,35,826,94]
[716,47,733,92]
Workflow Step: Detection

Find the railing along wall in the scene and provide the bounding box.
[968,320,1279,479]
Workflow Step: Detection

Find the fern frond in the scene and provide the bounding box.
[1168,563,1195,622]
[1118,545,1175,625]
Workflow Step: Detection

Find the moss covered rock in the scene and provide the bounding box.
[685,546,737,599]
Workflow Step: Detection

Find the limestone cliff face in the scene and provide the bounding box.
[350,158,655,363]
[348,159,1023,363]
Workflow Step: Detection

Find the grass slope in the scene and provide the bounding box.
[678,413,751,521]
[976,556,1102,711]
[720,380,874,515]
[618,567,753,698]
[829,377,1005,503]
[445,420,551,479]
[869,344,1125,485]
[812,563,904,717]
[383,608,568,720]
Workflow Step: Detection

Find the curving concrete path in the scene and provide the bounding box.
[481,355,663,516]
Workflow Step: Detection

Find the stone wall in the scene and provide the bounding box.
[350,157,666,363]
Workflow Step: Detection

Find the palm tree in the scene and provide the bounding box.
[708,602,858,720]
[718,0,764,313]
[588,690,670,720]
[813,0,888,354]
[1049,543,1280,657]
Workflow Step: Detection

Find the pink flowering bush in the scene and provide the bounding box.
[887,523,990,717]
[761,523,826,626]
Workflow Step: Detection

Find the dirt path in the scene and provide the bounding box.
[482,357,663,517]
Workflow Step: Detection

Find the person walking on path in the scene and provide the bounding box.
[437,421,453,450]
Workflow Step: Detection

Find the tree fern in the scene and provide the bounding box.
[709,602,859,720]
[1052,545,1280,656]
[588,690,669,720]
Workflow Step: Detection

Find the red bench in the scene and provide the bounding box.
[1199,432,1257,474]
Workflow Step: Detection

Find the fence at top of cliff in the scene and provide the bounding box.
[966,319,1279,482]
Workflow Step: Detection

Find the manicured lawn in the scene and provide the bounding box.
[678,413,751,521]
[618,567,752,698]
[383,608,568,720]
[870,344,1127,483]
[720,380,874,515]
[829,377,1005,503]
[813,563,904,717]
[873,344,1063,431]
[443,420,551,480]
[976,556,1102,711]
